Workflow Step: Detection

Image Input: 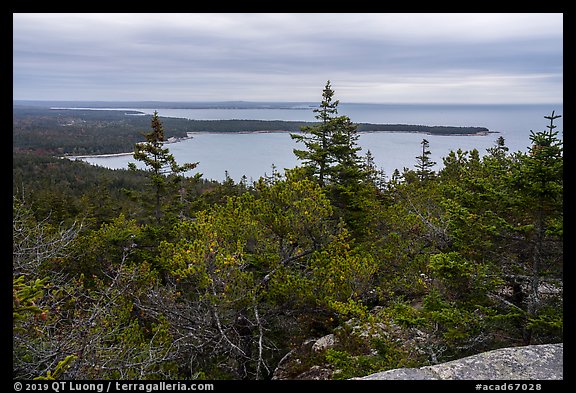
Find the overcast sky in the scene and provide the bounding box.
[13,13,563,104]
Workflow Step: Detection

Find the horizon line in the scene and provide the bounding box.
[13,99,564,106]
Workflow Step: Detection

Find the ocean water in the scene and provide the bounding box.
[75,103,563,182]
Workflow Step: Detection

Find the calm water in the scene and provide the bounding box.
[75,103,563,182]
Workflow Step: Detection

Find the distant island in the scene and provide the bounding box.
[144,118,491,136]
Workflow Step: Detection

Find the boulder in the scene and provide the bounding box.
[354,343,563,380]
[311,333,338,353]
[271,334,340,380]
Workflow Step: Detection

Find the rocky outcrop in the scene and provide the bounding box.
[354,343,563,380]
[271,337,335,380]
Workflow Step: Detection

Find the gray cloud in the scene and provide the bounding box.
[13,13,563,103]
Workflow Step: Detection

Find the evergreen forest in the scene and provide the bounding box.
[13,82,563,380]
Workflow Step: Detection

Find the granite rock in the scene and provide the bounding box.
[355,343,563,380]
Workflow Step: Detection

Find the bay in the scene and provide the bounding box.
[75,103,563,182]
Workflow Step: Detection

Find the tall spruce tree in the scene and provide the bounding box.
[291,80,339,186]
[328,114,368,216]
[514,111,563,343]
[129,111,198,223]
[291,80,365,188]
[415,138,436,181]
[292,81,373,234]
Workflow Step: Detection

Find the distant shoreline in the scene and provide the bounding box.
[185,129,497,137]
[66,152,134,159]
[66,128,497,161]
[65,134,196,160]
[16,103,496,137]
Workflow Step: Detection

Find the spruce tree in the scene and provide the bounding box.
[415,138,436,181]
[291,80,339,186]
[129,111,198,223]
[515,111,563,343]
[328,114,368,216]
[330,115,364,187]
[291,80,366,188]
[364,149,386,190]
[292,81,375,235]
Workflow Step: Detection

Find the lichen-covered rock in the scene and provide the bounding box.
[311,333,338,353]
[271,339,317,380]
[271,334,341,380]
[354,343,563,380]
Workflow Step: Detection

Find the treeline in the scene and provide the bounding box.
[356,123,489,135]
[12,151,245,228]
[13,105,490,156]
[13,106,190,156]
[13,85,562,380]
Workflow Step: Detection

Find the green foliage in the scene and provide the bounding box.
[155,168,345,378]
[310,229,378,307]
[435,311,481,344]
[325,345,407,380]
[526,306,563,336]
[388,300,428,328]
[13,151,154,228]
[65,214,142,282]
[13,103,563,379]
[13,276,48,323]
[427,251,493,303]
[429,252,472,280]
[34,355,77,380]
[324,327,421,380]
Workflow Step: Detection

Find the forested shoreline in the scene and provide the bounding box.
[13,104,491,157]
[13,84,562,380]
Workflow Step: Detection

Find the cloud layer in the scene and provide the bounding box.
[13,13,563,104]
